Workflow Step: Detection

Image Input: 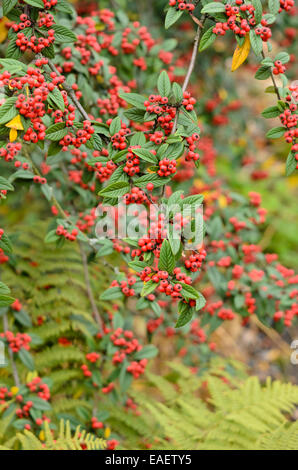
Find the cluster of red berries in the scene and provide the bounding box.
[43,0,58,8]
[123,187,148,205]
[168,0,195,11]
[11,14,32,32]
[16,29,55,54]
[185,132,200,161]
[204,301,235,320]
[127,359,148,378]
[102,383,115,394]
[184,249,207,272]
[245,292,256,316]
[26,377,50,401]
[59,121,94,151]
[91,417,104,430]
[182,91,196,112]
[111,277,136,297]
[279,0,295,11]
[109,122,130,150]
[149,130,164,145]
[144,95,176,134]
[38,13,55,28]
[110,328,141,363]
[280,108,297,130]
[56,225,79,242]
[158,158,177,177]
[190,319,207,343]
[0,143,22,162]
[0,387,13,404]
[273,60,286,75]
[0,229,3,240]
[147,316,164,334]
[0,248,9,263]
[123,146,142,176]
[86,352,100,363]
[94,160,116,183]
[33,175,47,184]
[213,2,272,41]
[0,331,31,353]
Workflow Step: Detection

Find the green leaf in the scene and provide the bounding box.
[100,287,123,301]
[261,106,280,118]
[119,362,133,394]
[24,0,44,7]
[18,348,35,371]
[199,26,217,52]
[118,92,145,110]
[268,0,280,15]
[128,260,147,272]
[99,181,130,198]
[196,292,206,310]
[252,0,262,23]
[30,396,52,411]
[158,239,175,273]
[141,280,158,297]
[134,174,171,189]
[47,88,65,111]
[275,51,290,64]
[172,82,183,102]
[45,122,68,141]
[132,148,158,164]
[0,232,13,253]
[175,302,194,328]
[255,65,271,80]
[180,283,200,300]
[56,0,74,13]
[263,13,276,24]
[44,230,59,244]
[266,126,285,139]
[157,70,171,98]
[201,2,227,14]
[168,229,181,256]
[249,30,263,56]
[3,0,18,15]
[52,25,77,43]
[14,310,32,328]
[134,345,158,360]
[285,152,296,176]
[109,116,121,135]
[0,97,18,125]
[0,177,14,191]
[179,194,204,207]
[0,295,14,307]
[130,132,146,146]
[165,8,183,29]
[0,58,26,73]
[0,282,10,295]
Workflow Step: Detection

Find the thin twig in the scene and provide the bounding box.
[261,51,281,100]
[172,16,206,134]
[38,55,90,121]
[3,314,21,388]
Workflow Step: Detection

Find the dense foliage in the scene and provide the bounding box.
[0,0,296,450]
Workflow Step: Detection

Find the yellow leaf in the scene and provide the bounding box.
[10,386,19,396]
[39,430,45,441]
[26,371,38,382]
[231,34,251,72]
[9,128,18,142]
[104,427,111,439]
[0,17,9,44]
[6,114,24,130]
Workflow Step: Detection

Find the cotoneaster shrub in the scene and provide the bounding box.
[0,0,296,450]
